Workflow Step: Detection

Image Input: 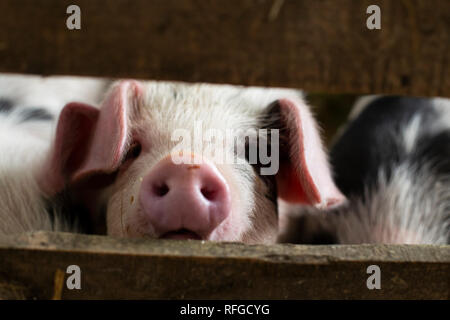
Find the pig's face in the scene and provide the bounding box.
[106,82,279,242]
[41,81,344,244]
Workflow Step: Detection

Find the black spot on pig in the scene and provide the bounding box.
[330,96,438,198]
[19,107,54,122]
[0,99,14,113]
[413,130,450,177]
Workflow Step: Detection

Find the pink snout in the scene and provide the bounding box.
[139,156,231,240]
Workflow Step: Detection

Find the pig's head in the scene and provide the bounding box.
[40,80,344,244]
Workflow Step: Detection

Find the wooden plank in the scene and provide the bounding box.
[0,232,448,299]
[0,0,449,96]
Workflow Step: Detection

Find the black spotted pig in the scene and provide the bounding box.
[279,96,450,244]
[38,80,345,243]
[0,74,108,236]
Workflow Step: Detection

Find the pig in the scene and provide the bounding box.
[0,74,108,236]
[38,80,345,244]
[278,96,450,244]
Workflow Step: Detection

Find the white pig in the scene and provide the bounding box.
[0,74,108,235]
[38,80,345,244]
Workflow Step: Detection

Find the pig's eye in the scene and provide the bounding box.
[122,141,142,166]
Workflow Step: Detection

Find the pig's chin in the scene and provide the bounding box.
[159,229,202,240]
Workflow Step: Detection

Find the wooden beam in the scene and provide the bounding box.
[0,232,448,299]
[0,0,449,96]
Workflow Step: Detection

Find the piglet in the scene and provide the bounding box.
[39,80,345,244]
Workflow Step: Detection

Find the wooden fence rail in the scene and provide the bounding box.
[0,0,449,96]
[0,232,448,299]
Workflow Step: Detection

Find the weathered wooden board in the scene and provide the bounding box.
[0,232,448,299]
[0,0,449,96]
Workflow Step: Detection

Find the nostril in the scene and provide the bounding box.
[153,183,169,197]
[200,187,217,201]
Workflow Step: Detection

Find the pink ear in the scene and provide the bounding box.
[73,80,143,182]
[40,80,143,195]
[276,98,345,209]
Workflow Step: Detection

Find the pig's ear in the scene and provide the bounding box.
[41,80,142,195]
[272,98,345,209]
